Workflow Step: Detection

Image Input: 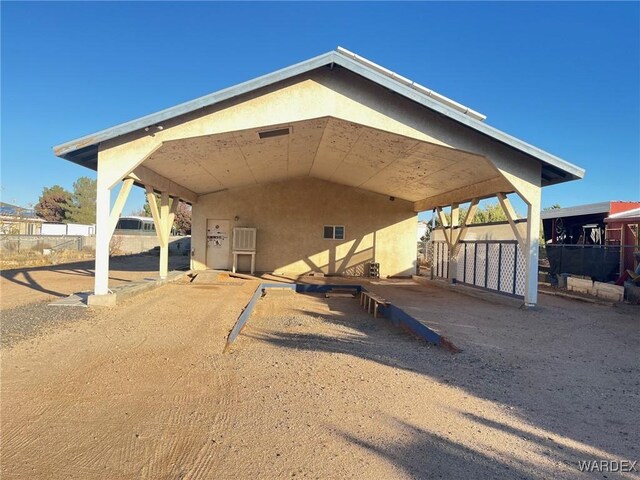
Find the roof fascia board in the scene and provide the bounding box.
[540,201,611,219]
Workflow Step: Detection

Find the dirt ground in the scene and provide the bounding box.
[1,277,638,479]
[0,254,188,310]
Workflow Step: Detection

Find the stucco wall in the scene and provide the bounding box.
[191,177,417,277]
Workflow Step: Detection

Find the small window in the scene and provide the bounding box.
[323,225,345,240]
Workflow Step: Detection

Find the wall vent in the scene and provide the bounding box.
[233,227,257,251]
[258,127,290,139]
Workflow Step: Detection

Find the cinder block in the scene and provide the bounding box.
[593,282,624,302]
[624,282,640,304]
[567,277,593,294]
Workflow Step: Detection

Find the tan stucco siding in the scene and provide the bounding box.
[191,177,417,277]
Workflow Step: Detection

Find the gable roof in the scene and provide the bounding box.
[53,47,585,186]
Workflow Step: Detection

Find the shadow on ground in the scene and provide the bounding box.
[337,415,557,479]
[1,254,188,299]
[245,292,639,476]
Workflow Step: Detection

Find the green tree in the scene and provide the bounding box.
[469,202,508,224]
[34,185,72,222]
[433,202,510,227]
[174,202,192,235]
[67,177,97,224]
[141,194,159,217]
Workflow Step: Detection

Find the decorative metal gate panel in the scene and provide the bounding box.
[433,240,526,298]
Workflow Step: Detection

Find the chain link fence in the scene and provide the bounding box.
[540,244,639,282]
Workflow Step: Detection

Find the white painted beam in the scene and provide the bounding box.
[99,139,161,190]
[450,203,460,246]
[497,192,520,221]
[448,203,460,282]
[145,185,167,247]
[435,207,451,248]
[413,176,512,212]
[523,191,541,307]
[131,165,198,204]
[159,192,170,279]
[167,196,178,238]
[454,197,479,248]
[94,178,111,296]
[497,192,526,251]
[108,178,134,237]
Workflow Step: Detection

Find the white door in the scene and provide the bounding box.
[206,219,231,269]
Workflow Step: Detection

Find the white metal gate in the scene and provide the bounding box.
[432,240,526,298]
[432,241,449,279]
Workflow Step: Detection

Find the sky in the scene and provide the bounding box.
[1,1,639,220]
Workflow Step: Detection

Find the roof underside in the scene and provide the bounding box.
[54,47,585,189]
[143,117,501,202]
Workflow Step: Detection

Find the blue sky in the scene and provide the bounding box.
[2,1,639,218]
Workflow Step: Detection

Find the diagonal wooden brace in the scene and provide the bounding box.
[497,192,526,251]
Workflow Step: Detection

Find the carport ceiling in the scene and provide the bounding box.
[143,117,501,202]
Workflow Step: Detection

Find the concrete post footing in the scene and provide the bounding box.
[87,293,117,307]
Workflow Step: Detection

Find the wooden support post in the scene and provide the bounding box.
[159,192,170,279]
[145,186,173,279]
[94,179,111,296]
[523,190,541,306]
[448,203,459,282]
[450,203,460,247]
[436,207,451,247]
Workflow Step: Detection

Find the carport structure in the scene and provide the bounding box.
[54,47,584,306]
